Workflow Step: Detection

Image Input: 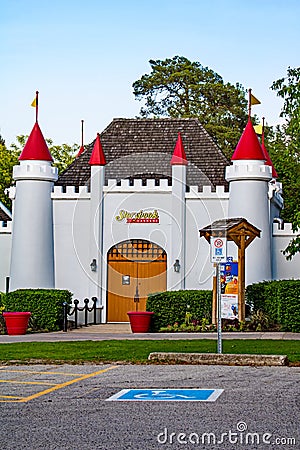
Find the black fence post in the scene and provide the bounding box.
[92,297,97,324]
[74,299,79,329]
[5,277,9,294]
[63,302,68,332]
[84,298,89,326]
[63,297,102,331]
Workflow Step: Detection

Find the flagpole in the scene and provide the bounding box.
[35,91,39,123]
[262,117,265,145]
[81,119,84,147]
[248,88,252,119]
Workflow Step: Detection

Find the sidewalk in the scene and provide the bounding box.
[0,323,299,344]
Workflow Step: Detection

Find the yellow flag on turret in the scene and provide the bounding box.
[250,93,261,105]
[30,91,39,122]
[254,124,263,135]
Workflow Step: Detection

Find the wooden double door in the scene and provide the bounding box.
[107,240,167,322]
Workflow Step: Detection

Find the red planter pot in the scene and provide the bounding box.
[127,311,154,333]
[3,312,31,335]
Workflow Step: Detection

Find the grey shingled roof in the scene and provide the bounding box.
[57,118,229,189]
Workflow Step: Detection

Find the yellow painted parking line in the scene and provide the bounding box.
[0,369,85,377]
[0,365,117,403]
[0,379,57,386]
[0,395,24,400]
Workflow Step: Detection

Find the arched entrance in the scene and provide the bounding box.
[107,239,167,322]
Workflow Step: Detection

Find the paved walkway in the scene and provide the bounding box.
[0,323,299,343]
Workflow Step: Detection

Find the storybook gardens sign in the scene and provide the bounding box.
[115,209,160,224]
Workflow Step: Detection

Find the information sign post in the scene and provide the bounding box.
[210,237,227,354]
[216,263,222,353]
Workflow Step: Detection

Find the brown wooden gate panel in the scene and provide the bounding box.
[107,240,167,322]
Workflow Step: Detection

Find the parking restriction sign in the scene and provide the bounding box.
[210,237,227,263]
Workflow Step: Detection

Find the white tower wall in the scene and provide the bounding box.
[9,160,57,291]
[89,166,105,303]
[171,165,186,289]
[226,161,272,285]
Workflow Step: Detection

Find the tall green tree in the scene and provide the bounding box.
[269,66,300,259]
[132,56,249,157]
[0,143,19,209]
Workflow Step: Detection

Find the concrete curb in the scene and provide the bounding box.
[148,352,289,366]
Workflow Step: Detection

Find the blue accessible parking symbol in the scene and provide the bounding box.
[106,389,223,402]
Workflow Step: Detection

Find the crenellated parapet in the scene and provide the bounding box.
[13,160,57,182]
[187,185,229,199]
[226,161,272,182]
[52,185,90,199]
[104,178,171,192]
[51,180,230,198]
[273,222,298,236]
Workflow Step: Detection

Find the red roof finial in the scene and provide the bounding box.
[171,132,188,165]
[19,122,53,161]
[89,133,106,166]
[76,145,85,158]
[231,119,265,161]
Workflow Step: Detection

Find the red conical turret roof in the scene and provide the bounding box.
[231,119,265,161]
[76,145,85,158]
[19,122,53,161]
[171,132,188,165]
[261,140,278,178]
[89,133,106,166]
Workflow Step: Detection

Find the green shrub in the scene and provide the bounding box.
[146,290,212,332]
[3,289,72,332]
[246,280,300,332]
[0,292,4,308]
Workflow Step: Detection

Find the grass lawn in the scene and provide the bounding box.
[0,340,299,364]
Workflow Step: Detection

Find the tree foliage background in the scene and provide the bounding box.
[268,67,300,259]
[133,56,249,158]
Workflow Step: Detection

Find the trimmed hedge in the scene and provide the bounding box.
[2,289,72,332]
[146,290,212,332]
[246,280,300,332]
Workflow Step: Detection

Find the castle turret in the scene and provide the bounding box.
[226,119,272,285]
[88,133,106,303]
[170,132,187,289]
[9,122,58,291]
[261,131,284,278]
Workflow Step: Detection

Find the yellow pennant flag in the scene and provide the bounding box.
[250,93,261,105]
[254,124,263,135]
[31,98,37,107]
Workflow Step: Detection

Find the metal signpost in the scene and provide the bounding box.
[210,237,227,354]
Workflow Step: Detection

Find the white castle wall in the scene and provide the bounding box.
[102,180,172,318]
[2,177,299,307]
[0,221,12,293]
[52,186,91,300]
[185,186,229,290]
[272,222,300,280]
[51,180,231,309]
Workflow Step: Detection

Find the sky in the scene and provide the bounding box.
[0,0,299,147]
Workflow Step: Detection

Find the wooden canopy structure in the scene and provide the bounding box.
[199,218,261,322]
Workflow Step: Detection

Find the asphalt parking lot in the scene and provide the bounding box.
[0,363,299,449]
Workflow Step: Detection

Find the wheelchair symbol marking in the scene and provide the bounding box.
[106,388,223,402]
